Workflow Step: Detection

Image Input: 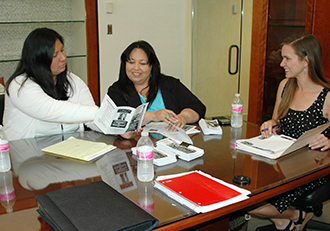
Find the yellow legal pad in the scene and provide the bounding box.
[42,137,116,162]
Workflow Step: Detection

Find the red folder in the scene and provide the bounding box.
[154,171,251,213]
[157,171,240,206]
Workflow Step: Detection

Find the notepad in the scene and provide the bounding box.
[154,171,251,213]
[42,137,116,162]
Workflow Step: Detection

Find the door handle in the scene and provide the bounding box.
[228,45,239,75]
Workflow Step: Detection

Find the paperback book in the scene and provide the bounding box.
[88,94,148,135]
[198,119,223,135]
[156,138,204,161]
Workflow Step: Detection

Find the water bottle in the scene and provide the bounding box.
[231,93,243,128]
[0,171,15,213]
[137,131,154,182]
[230,127,242,149]
[0,126,10,172]
[138,181,154,213]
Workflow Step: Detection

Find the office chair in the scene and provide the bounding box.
[255,179,330,231]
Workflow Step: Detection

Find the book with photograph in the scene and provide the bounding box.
[154,171,251,213]
[156,138,204,161]
[87,94,148,135]
[198,119,223,135]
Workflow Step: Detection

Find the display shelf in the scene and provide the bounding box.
[0,55,87,63]
[0,0,87,84]
[0,20,85,25]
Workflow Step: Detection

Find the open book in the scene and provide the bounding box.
[88,95,148,135]
[143,122,193,144]
[154,171,251,213]
[42,137,116,162]
[236,122,330,159]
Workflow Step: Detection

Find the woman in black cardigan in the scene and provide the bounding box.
[108,40,206,138]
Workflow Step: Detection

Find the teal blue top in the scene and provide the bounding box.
[139,89,165,111]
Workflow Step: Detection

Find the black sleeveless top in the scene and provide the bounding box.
[270,87,330,213]
[280,88,330,139]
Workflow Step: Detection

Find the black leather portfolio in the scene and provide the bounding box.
[35,181,159,231]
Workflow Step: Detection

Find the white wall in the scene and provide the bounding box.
[98,0,187,98]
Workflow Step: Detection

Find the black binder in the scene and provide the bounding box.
[36,181,159,231]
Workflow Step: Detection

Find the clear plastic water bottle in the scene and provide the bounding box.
[230,127,242,149]
[0,126,11,172]
[231,93,243,128]
[0,171,15,213]
[138,181,154,213]
[137,131,154,182]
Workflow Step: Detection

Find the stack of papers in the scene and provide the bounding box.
[154,171,251,213]
[156,138,204,161]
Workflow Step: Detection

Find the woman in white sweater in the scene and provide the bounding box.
[4,28,98,141]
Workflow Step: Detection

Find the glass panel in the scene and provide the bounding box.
[0,0,87,84]
[191,0,244,118]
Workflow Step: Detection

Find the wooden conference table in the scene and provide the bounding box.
[1,121,330,231]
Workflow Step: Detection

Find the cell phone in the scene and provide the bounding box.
[212,116,231,126]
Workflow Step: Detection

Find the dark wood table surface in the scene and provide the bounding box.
[1,121,330,230]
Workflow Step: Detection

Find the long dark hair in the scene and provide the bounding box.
[6,28,72,100]
[277,33,330,119]
[118,40,163,105]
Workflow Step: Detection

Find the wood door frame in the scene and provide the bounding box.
[247,0,269,125]
[85,0,100,105]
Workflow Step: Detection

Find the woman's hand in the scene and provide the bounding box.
[120,128,143,139]
[143,109,179,126]
[164,113,186,131]
[309,134,329,151]
[260,119,279,138]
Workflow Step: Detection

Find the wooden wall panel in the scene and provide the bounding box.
[85,0,100,105]
[247,0,269,125]
[311,0,330,80]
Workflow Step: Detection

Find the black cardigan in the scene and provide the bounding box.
[107,76,206,120]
